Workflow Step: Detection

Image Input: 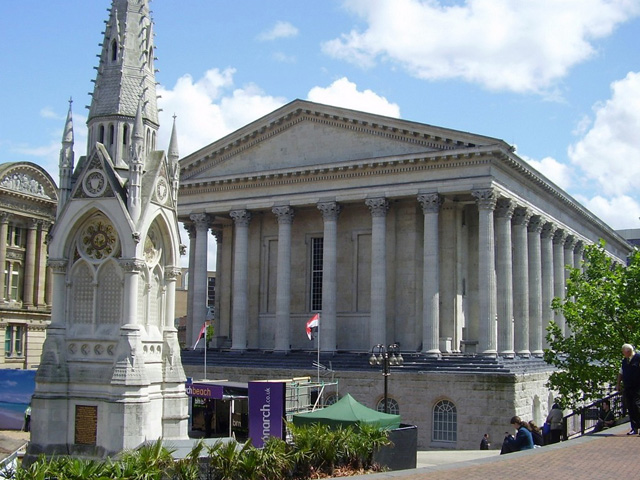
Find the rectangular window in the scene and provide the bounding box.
[10,267,20,301]
[5,325,24,357]
[310,237,323,311]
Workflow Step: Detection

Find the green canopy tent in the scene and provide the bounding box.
[292,394,401,430]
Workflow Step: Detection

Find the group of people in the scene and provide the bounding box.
[491,342,640,454]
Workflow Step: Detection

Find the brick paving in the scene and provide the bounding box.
[347,425,639,480]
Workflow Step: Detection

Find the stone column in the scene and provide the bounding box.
[494,198,515,357]
[23,218,38,306]
[564,236,576,272]
[35,221,50,306]
[47,259,68,326]
[120,259,145,326]
[528,216,543,357]
[512,207,531,356]
[417,193,443,356]
[540,222,556,349]
[318,201,341,353]
[365,197,389,347]
[472,189,497,356]
[273,206,294,353]
[213,230,223,335]
[573,241,584,273]
[0,213,10,301]
[553,230,567,335]
[164,267,181,328]
[184,223,196,346]
[230,209,252,351]
[190,213,210,349]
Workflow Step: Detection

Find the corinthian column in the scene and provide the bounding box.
[184,223,196,346]
[273,206,294,352]
[553,230,567,335]
[540,222,556,349]
[365,197,389,346]
[190,213,210,349]
[230,209,252,351]
[495,198,515,356]
[472,189,497,356]
[318,201,341,353]
[528,216,543,357]
[36,221,50,306]
[23,218,38,306]
[0,213,10,301]
[417,193,443,356]
[512,207,531,357]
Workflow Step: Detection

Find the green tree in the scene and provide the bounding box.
[544,241,640,408]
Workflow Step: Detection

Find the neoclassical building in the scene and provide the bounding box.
[177,99,630,356]
[0,162,57,369]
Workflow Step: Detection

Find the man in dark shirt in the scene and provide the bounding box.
[617,344,640,435]
[593,399,615,432]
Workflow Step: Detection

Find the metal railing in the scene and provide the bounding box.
[562,391,625,439]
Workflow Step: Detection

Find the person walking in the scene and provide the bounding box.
[617,343,640,435]
[480,433,491,450]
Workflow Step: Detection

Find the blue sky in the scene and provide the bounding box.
[1,0,640,236]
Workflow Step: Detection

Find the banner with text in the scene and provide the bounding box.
[248,381,286,448]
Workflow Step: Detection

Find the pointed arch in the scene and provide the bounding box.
[110,39,118,62]
[148,265,164,329]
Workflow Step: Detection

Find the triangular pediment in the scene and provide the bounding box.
[180,99,504,182]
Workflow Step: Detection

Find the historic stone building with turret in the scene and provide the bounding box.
[27,0,188,460]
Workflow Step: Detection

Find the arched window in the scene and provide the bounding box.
[110,39,118,62]
[433,400,457,442]
[324,393,339,407]
[123,124,128,146]
[109,124,115,145]
[99,125,105,144]
[376,397,400,415]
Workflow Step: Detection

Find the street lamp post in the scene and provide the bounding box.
[369,343,403,413]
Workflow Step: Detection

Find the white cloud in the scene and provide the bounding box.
[521,154,573,191]
[157,68,287,156]
[40,107,62,120]
[568,71,640,196]
[258,21,299,41]
[307,77,401,117]
[573,194,640,230]
[323,0,640,94]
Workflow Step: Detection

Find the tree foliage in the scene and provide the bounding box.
[544,241,640,409]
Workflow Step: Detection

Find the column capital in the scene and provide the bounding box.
[165,267,182,282]
[574,240,585,254]
[527,215,544,233]
[230,209,252,226]
[564,235,576,250]
[47,259,68,274]
[190,213,210,229]
[495,198,515,219]
[317,201,342,221]
[0,212,12,224]
[27,217,39,229]
[472,188,497,210]
[512,206,532,226]
[119,258,146,273]
[417,193,443,214]
[553,229,567,246]
[272,205,295,224]
[365,197,389,217]
[541,221,557,239]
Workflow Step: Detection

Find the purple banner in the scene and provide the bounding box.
[248,381,285,448]
[185,382,224,399]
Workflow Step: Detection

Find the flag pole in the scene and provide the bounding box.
[204,326,207,380]
[317,314,320,384]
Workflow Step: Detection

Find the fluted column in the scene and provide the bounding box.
[36,221,50,306]
[230,209,252,351]
[0,213,10,301]
[564,236,576,273]
[365,197,389,346]
[540,222,556,349]
[417,193,443,356]
[553,230,567,335]
[213,230,223,334]
[528,216,543,357]
[318,201,341,353]
[495,198,515,357]
[512,207,531,356]
[184,223,196,346]
[190,213,210,349]
[23,218,38,306]
[472,189,498,356]
[573,241,584,273]
[273,206,294,352]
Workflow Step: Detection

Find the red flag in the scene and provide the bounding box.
[193,321,210,349]
[306,313,319,340]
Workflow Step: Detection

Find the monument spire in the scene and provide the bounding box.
[57,98,74,216]
[87,0,159,168]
